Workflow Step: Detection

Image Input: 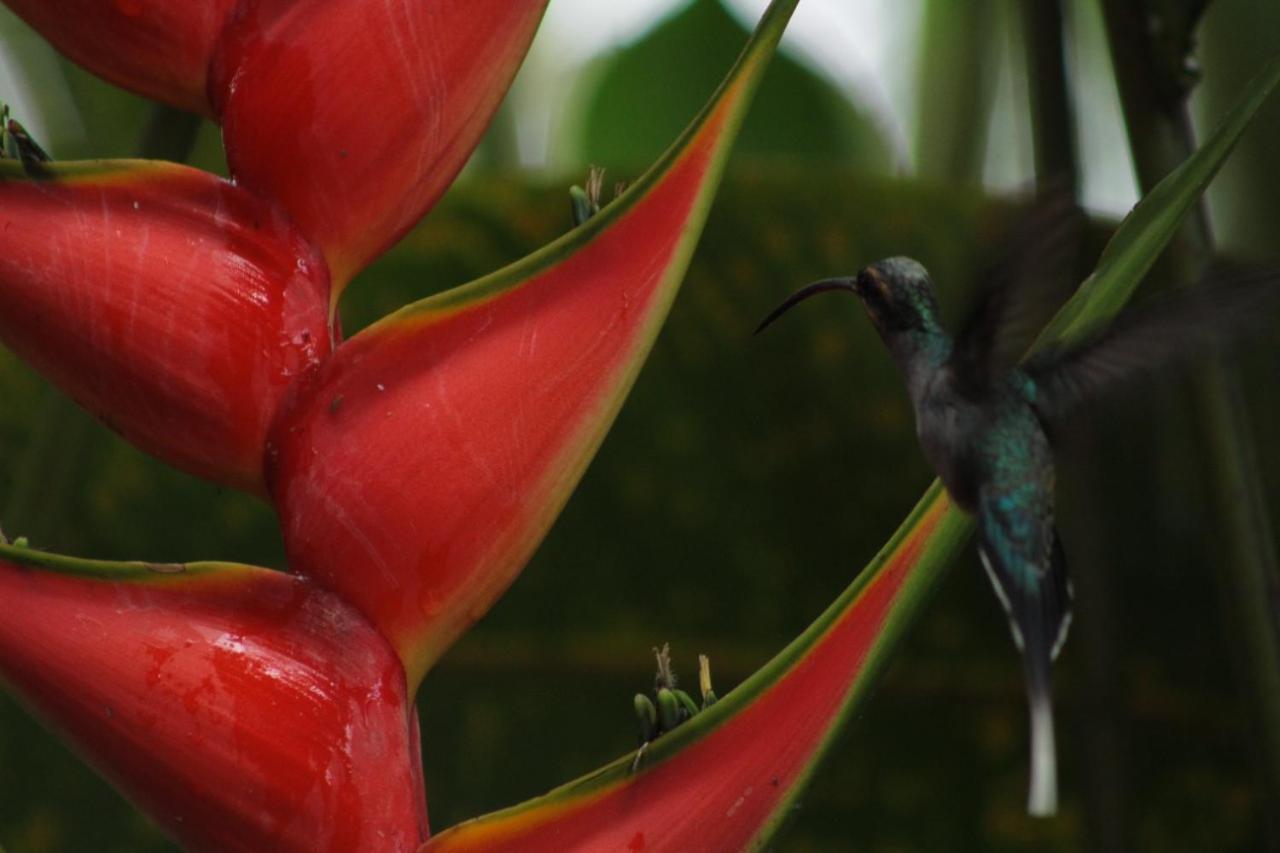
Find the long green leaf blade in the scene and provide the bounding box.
[1034,53,1280,350]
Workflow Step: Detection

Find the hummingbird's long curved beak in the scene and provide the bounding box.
[753,277,859,335]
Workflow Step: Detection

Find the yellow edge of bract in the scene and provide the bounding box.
[0,158,205,186]
[0,540,272,585]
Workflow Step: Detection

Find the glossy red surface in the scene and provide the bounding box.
[214,0,547,289]
[0,162,331,493]
[4,0,235,115]
[268,97,732,686]
[0,560,428,852]
[423,506,942,851]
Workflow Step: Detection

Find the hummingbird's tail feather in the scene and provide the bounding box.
[1026,658,1059,816]
[980,542,1065,816]
[754,278,857,335]
[977,493,1073,816]
[1020,545,1069,817]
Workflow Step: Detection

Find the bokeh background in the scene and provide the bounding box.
[1,0,1279,849]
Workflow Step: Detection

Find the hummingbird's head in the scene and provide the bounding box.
[754,256,943,345]
[853,257,942,338]
[755,258,948,400]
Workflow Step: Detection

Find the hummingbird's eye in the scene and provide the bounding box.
[858,272,890,311]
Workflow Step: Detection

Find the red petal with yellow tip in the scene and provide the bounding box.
[0,160,331,494]
[214,0,548,293]
[422,488,971,852]
[267,0,796,688]
[0,544,428,853]
[3,0,235,116]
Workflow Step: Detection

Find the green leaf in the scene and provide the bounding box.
[1034,52,1280,351]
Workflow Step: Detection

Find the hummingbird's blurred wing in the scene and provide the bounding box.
[976,469,1072,816]
[950,194,1083,397]
[1025,266,1280,424]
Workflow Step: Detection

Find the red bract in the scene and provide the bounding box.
[2,0,236,116]
[216,0,549,291]
[0,160,330,494]
[268,23,779,687]
[0,544,428,852]
[0,1,550,490]
[422,490,971,852]
[8,0,547,292]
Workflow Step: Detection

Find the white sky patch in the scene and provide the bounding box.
[724,0,924,170]
[1064,0,1141,217]
[538,0,688,65]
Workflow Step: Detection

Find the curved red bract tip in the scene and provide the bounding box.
[214,0,548,292]
[0,161,331,493]
[0,555,428,852]
[421,494,961,852]
[268,79,745,687]
[3,0,236,116]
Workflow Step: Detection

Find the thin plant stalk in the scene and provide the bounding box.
[1100,2,1280,846]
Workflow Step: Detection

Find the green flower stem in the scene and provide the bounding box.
[1021,0,1079,191]
[913,0,1000,182]
[1101,0,1280,841]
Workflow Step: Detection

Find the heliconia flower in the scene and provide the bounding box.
[267,0,798,689]
[0,541,429,852]
[0,159,331,493]
[215,0,550,293]
[2,0,237,116]
[6,0,549,295]
[10,0,550,289]
[421,488,971,852]
[0,3,549,489]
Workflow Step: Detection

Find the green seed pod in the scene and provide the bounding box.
[634,693,658,744]
[569,185,594,227]
[656,687,681,732]
[673,688,700,720]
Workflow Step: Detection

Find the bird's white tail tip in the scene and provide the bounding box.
[1027,691,1059,816]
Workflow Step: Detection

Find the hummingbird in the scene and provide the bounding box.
[756,225,1279,816]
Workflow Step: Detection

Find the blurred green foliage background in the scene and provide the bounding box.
[2,0,1280,850]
